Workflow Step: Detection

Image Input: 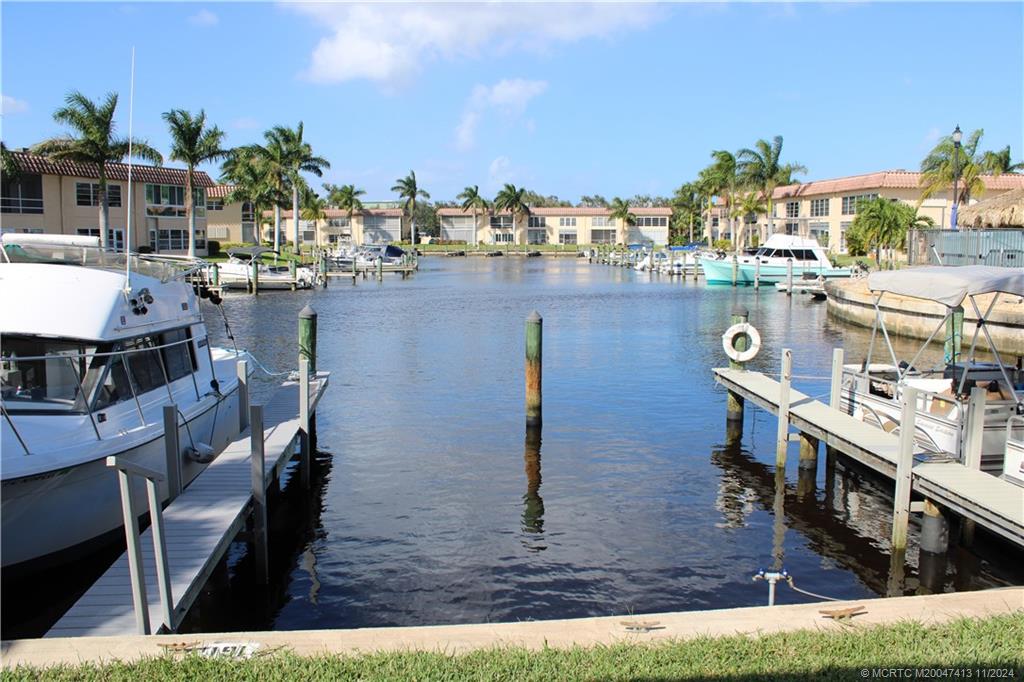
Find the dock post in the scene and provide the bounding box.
[754,258,760,290]
[786,258,793,296]
[162,405,182,501]
[944,305,964,365]
[210,263,220,288]
[321,253,328,288]
[775,349,793,469]
[959,387,986,545]
[890,386,919,553]
[525,311,543,427]
[144,476,175,633]
[731,254,738,286]
[797,433,819,498]
[289,260,297,291]
[726,306,748,442]
[116,467,150,635]
[829,348,845,410]
[920,498,949,555]
[299,357,311,489]
[298,304,318,373]
[237,360,249,432]
[251,259,259,296]
[249,404,269,584]
[376,256,383,281]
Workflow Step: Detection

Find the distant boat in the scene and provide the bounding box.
[218,247,314,290]
[701,234,851,284]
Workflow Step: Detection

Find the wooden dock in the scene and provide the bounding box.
[713,367,1024,546]
[45,372,330,638]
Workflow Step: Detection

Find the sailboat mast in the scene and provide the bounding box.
[124,46,136,293]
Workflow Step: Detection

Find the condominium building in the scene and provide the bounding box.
[274,208,408,247]
[438,206,672,246]
[1,150,216,254]
[204,185,257,244]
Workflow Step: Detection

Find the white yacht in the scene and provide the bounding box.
[217,246,315,290]
[1,234,251,571]
[839,265,1024,485]
[701,234,851,284]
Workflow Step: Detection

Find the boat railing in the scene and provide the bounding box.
[2,336,211,454]
[841,367,964,424]
[2,242,205,282]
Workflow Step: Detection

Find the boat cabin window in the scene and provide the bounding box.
[89,353,134,411]
[161,328,195,381]
[1,337,95,412]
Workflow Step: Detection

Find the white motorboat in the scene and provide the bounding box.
[838,265,1024,485]
[701,234,851,284]
[328,243,409,271]
[217,246,314,290]
[1,234,251,571]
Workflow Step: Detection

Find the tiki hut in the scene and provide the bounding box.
[958,187,1024,228]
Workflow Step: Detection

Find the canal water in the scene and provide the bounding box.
[5,257,1022,637]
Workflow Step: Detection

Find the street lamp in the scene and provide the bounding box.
[951,125,962,230]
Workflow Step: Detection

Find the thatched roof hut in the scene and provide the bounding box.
[958,187,1024,228]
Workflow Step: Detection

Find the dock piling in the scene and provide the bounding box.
[162,405,182,501]
[116,465,150,635]
[754,258,761,290]
[299,305,318,373]
[210,263,219,288]
[829,348,844,409]
[376,256,384,281]
[525,311,543,427]
[299,357,311,489]
[145,474,175,632]
[731,254,738,287]
[237,360,249,432]
[944,305,964,365]
[251,260,259,296]
[726,306,748,441]
[249,404,269,584]
[962,387,987,470]
[786,258,794,296]
[775,348,793,468]
[890,386,919,553]
[289,260,297,291]
[920,498,949,555]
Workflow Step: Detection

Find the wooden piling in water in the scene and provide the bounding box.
[775,349,793,469]
[944,305,964,365]
[829,348,844,409]
[250,260,259,296]
[525,311,543,427]
[731,254,738,287]
[249,404,268,584]
[163,405,182,501]
[754,258,760,290]
[210,263,220,288]
[299,304,318,373]
[890,386,919,553]
[299,357,311,490]
[289,260,297,291]
[786,258,794,296]
[237,360,249,432]
[726,306,749,432]
[920,498,949,555]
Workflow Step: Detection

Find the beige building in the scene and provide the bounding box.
[274,208,408,247]
[723,170,1024,253]
[204,185,257,245]
[1,151,217,255]
[437,206,672,246]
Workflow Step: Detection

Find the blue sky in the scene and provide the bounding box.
[2,2,1021,202]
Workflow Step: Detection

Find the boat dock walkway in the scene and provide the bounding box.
[713,367,1024,547]
[45,372,330,639]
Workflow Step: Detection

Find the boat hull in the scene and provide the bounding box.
[702,258,850,284]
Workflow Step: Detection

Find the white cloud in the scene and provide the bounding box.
[291,3,665,86]
[455,79,548,151]
[488,156,513,187]
[1,94,29,115]
[188,9,218,27]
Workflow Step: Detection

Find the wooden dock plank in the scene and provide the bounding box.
[713,367,1024,546]
[45,374,329,638]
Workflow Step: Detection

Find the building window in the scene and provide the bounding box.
[145,184,205,218]
[494,232,515,243]
[76,182,121,208]
[208,226,229,239]
[1,173,44,214]
[528,216,546,228]
[558,217,577,227]
[206,198,224,211]
[241,202,256,223]
[592,216,612,227]
[808,221,829,247]
[591,229,616,244]
[148,228,205,251]
[527,229,547,245]
[76,227,125,251]
[841,194,878,215]
[784,222,799,235]
[0,227,44,234]
[302,230,316,243]
[490,215,513,229]
[810,198,829,217]
[635,216,668,227]
[711,217,719,228]
[786,201,799,218]
[559,231,577,245]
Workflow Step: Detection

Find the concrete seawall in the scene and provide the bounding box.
[826,277,1024,355]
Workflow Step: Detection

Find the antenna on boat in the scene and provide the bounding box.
[124,46,136,294]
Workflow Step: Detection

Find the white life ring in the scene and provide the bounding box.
[722,323,761,363]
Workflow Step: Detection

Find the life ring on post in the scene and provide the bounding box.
[722,323,761,363]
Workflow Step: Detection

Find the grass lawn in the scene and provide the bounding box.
[7,614,1021,681]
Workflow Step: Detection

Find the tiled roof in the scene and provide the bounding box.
[8,151,216,187]
[262,208,404,219]
[773,170,1024,199]
[437,206,672,216]
[206,184,234,199]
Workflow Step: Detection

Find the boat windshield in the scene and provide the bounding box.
[2,243,199,282]
[1,337,99,413]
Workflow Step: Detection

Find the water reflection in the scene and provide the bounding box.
[522,426,545,549]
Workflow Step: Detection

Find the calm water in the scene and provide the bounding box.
[5,257,1022,637]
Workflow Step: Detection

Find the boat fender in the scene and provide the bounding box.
[722,323,761,363]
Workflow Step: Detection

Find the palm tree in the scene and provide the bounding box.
[392,170,430,245]
[456,184,490,244]
[33,91,162,249]
[735,192,767,247]
[671,182,702,244]
[696,165,726,246]
[0,142,19,181]
[240,133,291,251]
[301,188,328,249]
[737,135,806,241]
[609,196,636,245]
[851,198,933,267]
[710,150,740,248]
[919,128,988,211]
[324,183,365,238]
[493,183,530,245]
[221,147,285,245]
[269,123,329,254]
[163,109,226,258]
[980,145,1023,175]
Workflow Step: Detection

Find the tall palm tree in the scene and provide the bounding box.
[671,182,702,244]
[33,90,162,249]
[737,135,806,241]
[163,109,226,258]
[456,184,490,243]
[696,166,726,246]
[493,184,530,244]
[392,170,430,245]
[269,122,329,254]
[735,191,767,247]
[920,128,988,209]
[609,196,636,245]
[0,142,19,181]
[301,187,328,249]
[710,150,740,248]
[221,147,285,245]
[324,183,365,237]
[240,133,291,251]
[980,145,1023,175]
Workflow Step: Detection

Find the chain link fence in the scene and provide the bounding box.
[907,229,1024,267]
